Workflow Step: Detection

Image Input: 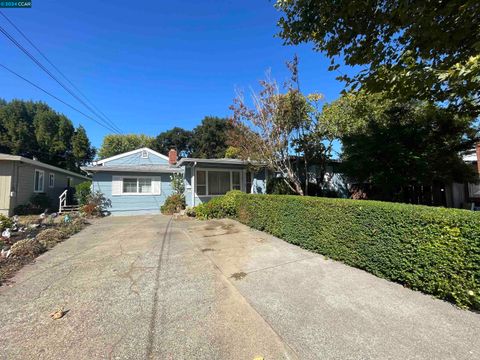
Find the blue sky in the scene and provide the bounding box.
[0,0,352,149]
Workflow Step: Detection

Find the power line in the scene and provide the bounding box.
[0,22,121,134]
[0,10,123,134]
[0,63,121,134]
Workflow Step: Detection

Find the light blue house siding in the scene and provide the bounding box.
[92,172,175,215]
[102,151,169,166]
[83,148,269,215]
[183,163,268,207]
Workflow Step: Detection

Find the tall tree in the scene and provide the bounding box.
[230,57,331,195]
[0,100,36,156]
[276,0,480,117]
[190,116,232,158]
[321,92,479,203]
[98,134,154,159]
[152,127,192,157]
[72,125,96,168]
[0,99,95,172]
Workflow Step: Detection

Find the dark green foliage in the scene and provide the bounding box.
[0,99,95,172]
[30,193,52,210]
[215,193,480,309]
[276,0,480,117]
[341,103,478,203]
[190,116,232,158]
[0,214,14,231]
[266,178,296,195]
[152,127,192,157]
[75,181,92,206]
[160,194,186,215]
[72,126,96,167]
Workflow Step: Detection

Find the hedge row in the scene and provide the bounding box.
[198,192,480,309]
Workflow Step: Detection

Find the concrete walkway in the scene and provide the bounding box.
[1,215,479,359]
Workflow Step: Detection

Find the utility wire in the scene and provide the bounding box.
[0,62,121,134]
[0,11,123,134]
[0,23,121,134]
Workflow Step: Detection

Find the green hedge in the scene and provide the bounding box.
[199,193,480,309]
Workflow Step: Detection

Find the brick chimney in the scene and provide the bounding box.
[168,149,177,165]
[476,143,480,176]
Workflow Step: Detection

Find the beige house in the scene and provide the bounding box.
[0,153,90,216]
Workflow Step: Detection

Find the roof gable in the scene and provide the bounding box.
[97,148,170,166]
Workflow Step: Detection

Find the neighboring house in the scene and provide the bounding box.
[81,147,267,215]
[0,153,90,216]
[446,143,480,209]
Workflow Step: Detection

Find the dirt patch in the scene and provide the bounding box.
[0,215,90,286]
[202,221,241,238]
[230,272,247,281]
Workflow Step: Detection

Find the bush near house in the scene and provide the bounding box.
[160,194,186,215]
[196,192,480,310]
[194,190,243,219]
[75,181,92,206]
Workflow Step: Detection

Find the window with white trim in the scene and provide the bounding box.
[141,149,149,158]
[122,177,155,194]
[34,169,44,192]
[196,170,241,196]
[49,173,55,188]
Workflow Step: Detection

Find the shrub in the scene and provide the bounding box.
[75,181,92,205]
[59,217,88,238]
[170,173,185,195]
[81,191,111,217]
[161,194,186,215]
[185,207,196,217]
[195,190,243,219]
[35,228,65,249]
[10,239,45,257]
[0,214,14,231]
[233,194,480,310]
[29,193,52,211]
[14,194,53,215]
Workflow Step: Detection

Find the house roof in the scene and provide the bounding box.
[81,164,182,174]
[176,158,256,166]
[0,153,91,180]
[95,147,169,165]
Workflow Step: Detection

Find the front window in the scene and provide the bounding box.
[139,178,152,193]
[208,171,231,195]
[49,173,55,188]
[34,169,44,192]
[123,178,139,193]
[122,177,155,194]
[196,170,242,196]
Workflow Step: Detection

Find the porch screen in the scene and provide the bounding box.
[208,171,231,195]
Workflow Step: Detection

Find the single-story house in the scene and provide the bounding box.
[0,153,90,216]
[81,147,268,215]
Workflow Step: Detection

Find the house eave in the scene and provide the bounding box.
[0,153,91,180]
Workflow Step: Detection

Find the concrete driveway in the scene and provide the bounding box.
[1,215,479,359]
